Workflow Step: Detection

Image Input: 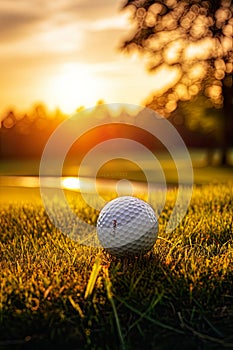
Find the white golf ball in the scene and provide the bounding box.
[97,196,158,256]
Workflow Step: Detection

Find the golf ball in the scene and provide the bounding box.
[97,196,158,256]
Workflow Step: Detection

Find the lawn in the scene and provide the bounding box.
[0,183,233,349]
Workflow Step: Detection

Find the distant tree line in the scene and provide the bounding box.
[1,100,232,167]
[0,104,66,158]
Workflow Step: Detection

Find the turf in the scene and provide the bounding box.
[0,184,233,349]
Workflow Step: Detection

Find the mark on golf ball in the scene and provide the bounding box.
[97,196,158,256]
[112,219,117,235]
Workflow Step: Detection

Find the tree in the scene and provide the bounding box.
[121,0,233,165]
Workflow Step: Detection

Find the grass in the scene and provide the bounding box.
[0,183,233,349]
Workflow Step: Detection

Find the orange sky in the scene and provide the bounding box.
[0,0,179,115]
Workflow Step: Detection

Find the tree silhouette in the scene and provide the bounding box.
[0,104,67,159]
[121,0,232,165]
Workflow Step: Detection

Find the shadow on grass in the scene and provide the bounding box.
[1,251,233,350]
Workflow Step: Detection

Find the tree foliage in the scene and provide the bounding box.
[121,0,232,163]
[121,0,232,112]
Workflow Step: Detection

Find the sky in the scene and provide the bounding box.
[0,0,177,115]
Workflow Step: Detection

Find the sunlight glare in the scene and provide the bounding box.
[164,40,184,64]
[153,64,182,93]
[47,63,102,113]
[188,62,208,81]
[62,177,80,190]
[184,38,213,61]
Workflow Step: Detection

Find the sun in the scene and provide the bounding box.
[47,63,102,113]
[62,177,80,190]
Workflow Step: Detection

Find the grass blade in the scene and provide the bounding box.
[84,255,102,300]
[116,296,184,335]
[103,266,126,350]
[68,296,84,318]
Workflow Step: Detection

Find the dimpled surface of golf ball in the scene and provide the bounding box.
[97,196,158,256]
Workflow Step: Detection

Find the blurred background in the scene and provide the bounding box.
[0,0,232,188]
